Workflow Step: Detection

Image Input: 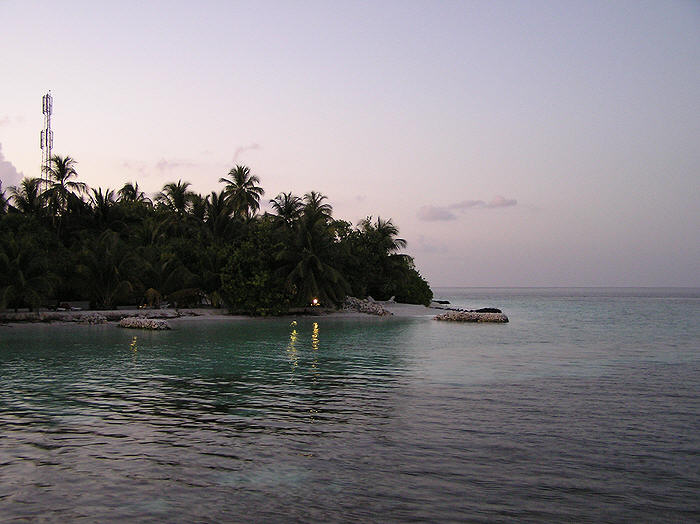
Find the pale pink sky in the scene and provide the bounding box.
[1,0,698,286]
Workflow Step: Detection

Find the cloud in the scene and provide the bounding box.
[155,158,194,171]
[418,195,517,221]
[121,160,150,177]
[417,205,457,221]
[447,196,517,210]
[414,235,448,253]
[122,160,141,170]
[449,199,485,209]
[0,143,24,188]
[487,195,517,208]
[0,116,10,127]
[232,143,260,164]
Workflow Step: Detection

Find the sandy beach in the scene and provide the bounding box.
[0,301,438,327]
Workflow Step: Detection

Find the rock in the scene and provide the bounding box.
[433,299,451,304]
[342,296,392,316]
[471,307,502,313]
[434,311,508,323]
[77,313,108,325]
[119,317,171,330]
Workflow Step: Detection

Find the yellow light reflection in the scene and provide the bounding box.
[311,322,319,351]
[310,322,319,376]
[129,335,138,363]
[286,321,298,368]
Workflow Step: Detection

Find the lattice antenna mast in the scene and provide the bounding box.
[40,92,54,190]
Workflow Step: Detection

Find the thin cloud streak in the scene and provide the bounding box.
[487,195,517,208]
[418,196,517,221]
[232,143,260,164]
[449,200,485,209]
[417,206,457,221]
[155,159,195,171]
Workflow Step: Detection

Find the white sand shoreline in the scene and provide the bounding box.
[0,301,438,328]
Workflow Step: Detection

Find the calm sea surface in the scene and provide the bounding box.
[1,288,699,522]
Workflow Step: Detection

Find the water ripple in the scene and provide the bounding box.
[1,308,699,521]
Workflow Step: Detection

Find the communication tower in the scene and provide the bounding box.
[40,92,54,188]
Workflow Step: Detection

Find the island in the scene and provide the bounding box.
[1,157,432,316]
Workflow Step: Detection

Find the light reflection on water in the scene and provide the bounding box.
[1,291,699,521]
[286,321,298,369]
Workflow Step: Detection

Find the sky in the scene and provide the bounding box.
[1,0,698,287]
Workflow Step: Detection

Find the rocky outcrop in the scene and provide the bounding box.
[434,311,508,323]
[431,304,502,313]
[78,313,108,325]
[118,317,171,330]
[343,296,392,316]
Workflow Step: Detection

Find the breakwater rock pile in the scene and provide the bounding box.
[434,311,509,323]
[119,317,171,330]
[78,313,108,325]
[343,296,392,316]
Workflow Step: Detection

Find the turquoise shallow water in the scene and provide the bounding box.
[1,288,699,521]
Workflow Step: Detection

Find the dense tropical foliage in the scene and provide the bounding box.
[0,155,432,314]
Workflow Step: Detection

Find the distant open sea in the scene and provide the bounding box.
[1,287,699,522]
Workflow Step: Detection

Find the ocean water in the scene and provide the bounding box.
[0,288,699,522]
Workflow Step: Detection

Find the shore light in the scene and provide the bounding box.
[311,298,320,307]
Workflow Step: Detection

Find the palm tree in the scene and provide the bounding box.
[117,181,150,204]
[0,235,55,311]
[275,190,351,305]
[197,244,229,308]
[270,192,303,228]
[190,193,207,222]
[279,200,349,306]
[0,181,7,214]
[90,187,124,230]
[9,178,44,215]
[156,180,194,217]
[77,231,136,309]
[206,190,235,239]
[139,250,196,304]
[280,227,349,306]
[302,191,332,224]
[355,216,410,300]
[219,164,264,219]
[90,187,116,212]
[131,216,168,248]
[42,155,87,218]
[359,216,407,254]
